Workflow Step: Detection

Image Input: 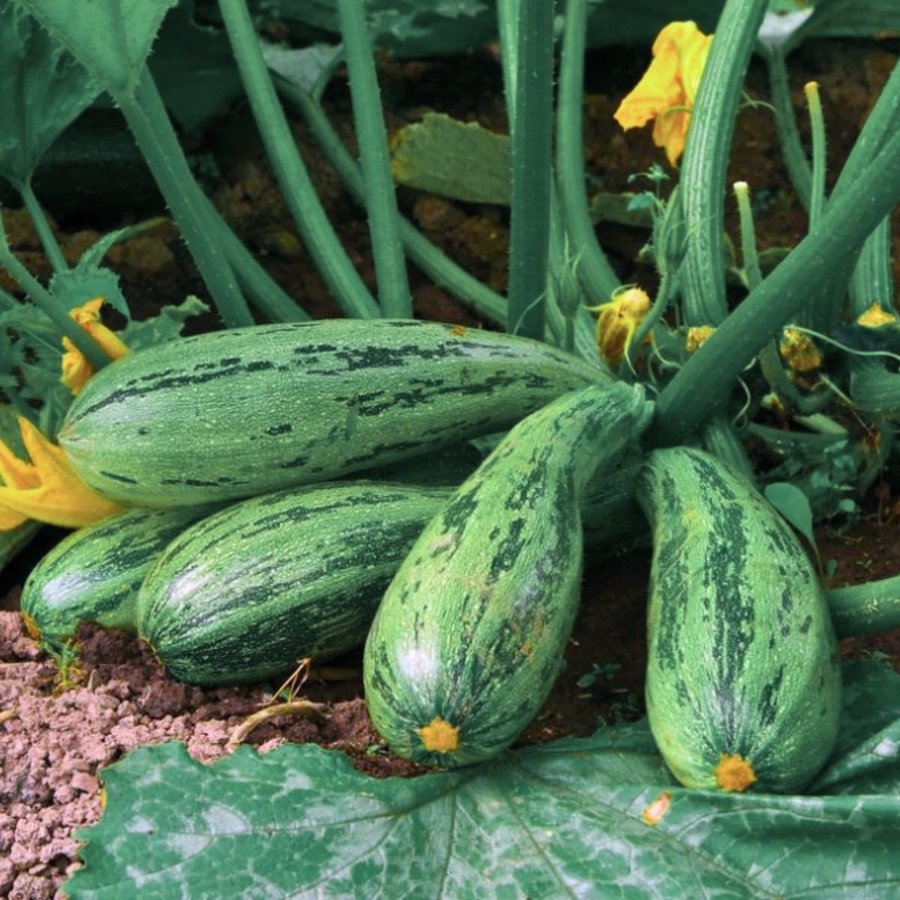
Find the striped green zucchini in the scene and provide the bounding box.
[363,381,653,767]
[20,505,218,650]
[136,481,452,685]
[59,319,607,507]
[637,447,842,793]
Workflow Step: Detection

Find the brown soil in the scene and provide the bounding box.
[1,36,899,899]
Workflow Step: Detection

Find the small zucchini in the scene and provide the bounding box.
[59,318,607,507]
[636,446,842,793]
[363,381,653,767]
[136,481,452,685]
[20,505,217,649]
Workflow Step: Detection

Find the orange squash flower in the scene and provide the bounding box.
[61,297,129,395]
[0,417,123,530]
[614,21,713,167]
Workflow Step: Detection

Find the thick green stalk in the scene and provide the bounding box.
[679,0,768,326]
[814,58,900,331]
[849,217,894,317]
[336,0,411,317]
[761,46,811,210]
[650,126,900,446]
[277,78,506,326]
[19,180,68,274]
[219,0,379,320]
[849,361,900,419]
[120,69,253,328]
[701,415,754,483]
[505,0,554,338]
[826,576,900,639]
[556,0,619,302]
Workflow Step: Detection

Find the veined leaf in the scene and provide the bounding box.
[67,662,899,898]
[12,0,177,100]
[150,0,242,134]
[0,0,99,187]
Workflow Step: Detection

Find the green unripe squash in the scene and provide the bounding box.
[636,446,842,793]
[20,505,218,649]
[58,319,607,507]
[137,481,452,685]
[363,381,653,767]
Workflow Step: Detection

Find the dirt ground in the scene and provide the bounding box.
[1,36,899,899]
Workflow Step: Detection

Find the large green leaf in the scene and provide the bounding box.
[149,0,242,134]
[12,0,177,99]
[67,662,899,897]
[0,0,99,187]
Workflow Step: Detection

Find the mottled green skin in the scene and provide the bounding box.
[364,382,653,768]
[59,319,607,508]
[20,505,217,648]
[137,482,451,685]
[637,447,842,793]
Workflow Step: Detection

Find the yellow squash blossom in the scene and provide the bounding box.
[856,303,898,328]
[614,21,713,167]
[588,286,653,365]
[0,417,123,530]
[61,297,129,395]
[779,327,823,373]
[685,325,716,353]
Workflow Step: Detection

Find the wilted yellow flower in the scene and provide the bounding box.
[856,303,898,328]
[588,287,653,365]
[61,297,129,395]
[614,21,713,167]
[0,417,123,530]
[685,325,716,352]
[779,327,822,373]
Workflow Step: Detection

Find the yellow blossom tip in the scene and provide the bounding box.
[61,296,129,396]
[685,325,715,353]
[856,304,898,328]
[714,753,756,792]
[779,327,822,373]
[418,716,461,753]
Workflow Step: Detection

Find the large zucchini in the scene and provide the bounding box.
[136,481,451,685]
[20,505,217,649]
[363,382,653,767]
[636,446,842,793]
[59,319,606,507]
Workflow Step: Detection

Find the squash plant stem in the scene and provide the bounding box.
[120,69,254,328]
[502,0,554,339]
[556,0,619,303]
[761,46,812,211]
[18,180,68,274]
[679,0,769,327]
[276,77,508,327]
[219,0,379,320]
[336,0,412,318]
[650,125,900,447]
[0,212,109,369]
